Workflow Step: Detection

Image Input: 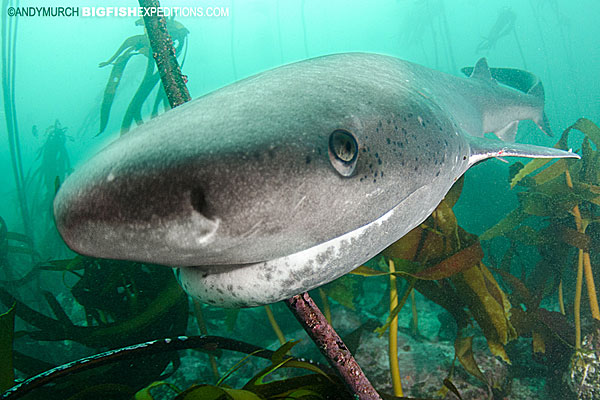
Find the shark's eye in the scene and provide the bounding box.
[329,129,358,177]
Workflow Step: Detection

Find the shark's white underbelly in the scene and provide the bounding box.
[176,181,446,307]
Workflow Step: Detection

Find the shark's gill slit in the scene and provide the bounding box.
[328,129,358,177]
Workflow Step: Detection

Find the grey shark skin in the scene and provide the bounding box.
[54,53,578,307]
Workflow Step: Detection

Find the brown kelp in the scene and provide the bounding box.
[352,174,571,395]
[481,118,600,395]
[97,17,189,135]
[485,118,600,337]
[362,133,598,394]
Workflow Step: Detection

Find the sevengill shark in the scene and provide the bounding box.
[53,53,578,307]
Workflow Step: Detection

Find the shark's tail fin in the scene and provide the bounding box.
[461,61,553,137]
[466,135,579,167]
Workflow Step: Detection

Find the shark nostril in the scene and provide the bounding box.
[190,187,210,218]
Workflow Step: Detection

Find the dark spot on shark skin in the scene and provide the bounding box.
[306,155,312,164]
[208,299,216,304]
[436,171,440,177]
[375,152,379,159]
[216,287,224,294]
[376,127,379,133]
[265,272,272,281]
[381,171,384,178]
[378,159,382,165]
[374,171,378,178]
[386,119,391,125]
[387,138,391,144]
[227,284,233,291]
[378,121,382,128]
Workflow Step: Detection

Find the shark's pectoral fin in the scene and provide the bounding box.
[466,135,579,167]
[495,120,519,142]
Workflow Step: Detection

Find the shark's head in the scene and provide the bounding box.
[55,53,458,268]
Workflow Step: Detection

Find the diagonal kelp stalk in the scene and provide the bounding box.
[285,293,382,400]
[1,0,32,240]
[139,0,190,108]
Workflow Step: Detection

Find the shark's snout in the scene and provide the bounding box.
[53,152,224,267]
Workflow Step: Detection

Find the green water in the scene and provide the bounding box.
[1,1,599,399]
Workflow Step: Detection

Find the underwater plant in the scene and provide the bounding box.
[1,0,32,240]
[480,117,600,397]
[24,120,72,258]
[98,16,189,135]
[0,256,193,398]
[353,176,516,396]
[1,335,342,400]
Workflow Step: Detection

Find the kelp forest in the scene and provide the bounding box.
[1,0,599,399]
